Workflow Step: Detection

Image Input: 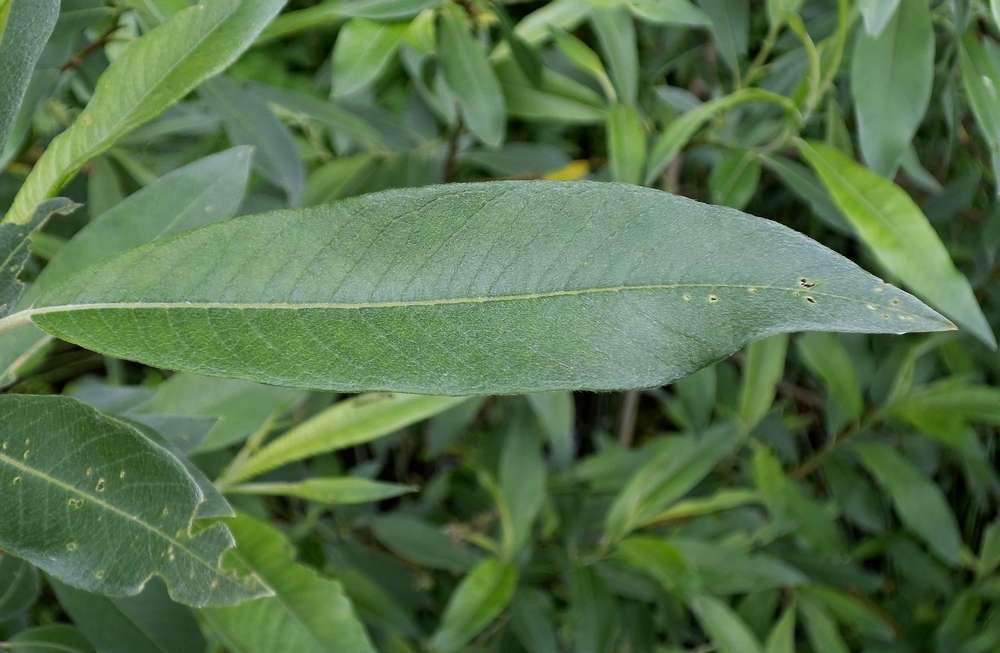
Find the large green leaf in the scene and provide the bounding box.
[798,140,994,348]
[4,181,950,395]
[0,0,58,152]
[851,0,933,176]
[2,0,287,226]
[200,514,376,653]
[0,395,267,607]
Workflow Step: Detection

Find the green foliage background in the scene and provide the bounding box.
[0,0,999,652]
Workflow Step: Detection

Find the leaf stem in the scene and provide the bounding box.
[0,310,33,337]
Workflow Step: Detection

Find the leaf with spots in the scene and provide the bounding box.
[0,198,78,318]
[0,395,269,607]
[3,181,951,395]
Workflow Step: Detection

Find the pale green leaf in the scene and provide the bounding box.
[0,395,267,607]
[606,424,740,540]
[693,594,763,653]
[439,3,506,147]
[228,393,465,484]
[607,103,646,184]
[738,333,788,431]
[4,625,96,653]
[200,79,304,205]
[629,0,710,27]
[855,441,962,564]
[646,88,798,185]
[0,552,39,619]
[3,0,287,226]
[550,27,616,101]
[337,0,440,20]
[227,478,417,504]
[201,514,376,653]
[615,536,689,594]
[993,0,1000,32]
[798,597,849,653]
[49,578,207,653]
[8,181,952,396]
[798,140,994,348]
[645,488,760,522]
[851,0,933,176]
[671,538,808,594]
[429,558,518,653]
[857,0,900,36]
[331,18,407,97]
[0,0,58,152]
[764,606,796,653]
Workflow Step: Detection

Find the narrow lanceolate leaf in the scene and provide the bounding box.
[200,514,377,653]
[439,3,506,147]
[227,478,417,505]
[0,199,79,318]
[855,441,962,565]
[8,181,951,395]
[0,0,58,152]
[227,393,466,484]
[429,558,518,653]
[331,18,407,97]
[959,35,1000,194]
[0,395,268,607]
[799,141,994,349]
[851,0,933,176]
[2,0,287,226]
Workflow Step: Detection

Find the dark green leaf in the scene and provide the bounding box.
[0,0,58,152]
[428,558,518,653]
[0,552,39,619]
[14,181,951,395]
[0,395,266,606]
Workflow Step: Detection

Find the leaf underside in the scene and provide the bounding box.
[27,181,949,395]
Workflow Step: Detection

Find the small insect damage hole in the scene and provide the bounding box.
[11,476,21,485]
[22,450,29,460]
[68,498,84,509]
[799,277,817,289]
[805,296,817,304]
[66,541,78,552]
[708,294,719,303]
[682,293,692,301]
[891,298,900,306]
[94,570,105,580]
[95,478,106,492]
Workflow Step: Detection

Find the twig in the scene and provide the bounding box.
[617,390,640,448]
[59,21,122,73]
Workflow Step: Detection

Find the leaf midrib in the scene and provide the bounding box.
[23,282,918,314]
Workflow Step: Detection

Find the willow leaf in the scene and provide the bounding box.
[3,0,287,226]
[0,0,59,152]
[3,181,951,395]
[0,395,268,607]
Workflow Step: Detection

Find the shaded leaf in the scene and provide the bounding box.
[200,514,376,653]
[607,103,646,185]
[697,0,748,74]
[371,515,481,572]
[692,594,763,653]
[0,395,266,606]
[13,181,952,396]
[855,441,962,564]
[439,3,506,147]
[797,332,863,420]
[428,558,518,653]
[4,625,95,653]
[738,333,788,431]
[0,552,39,619]
[49,577,207,653]
[200,79,304,205]
[710,149,761,210]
